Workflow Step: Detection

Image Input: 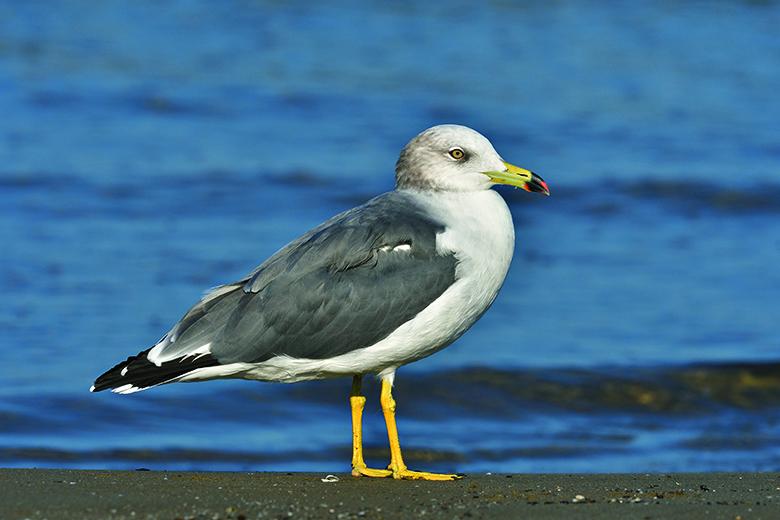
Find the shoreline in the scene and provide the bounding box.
[3,469,779,519]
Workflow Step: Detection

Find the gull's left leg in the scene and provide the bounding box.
[350,375,392,478]
[380,373,463,481]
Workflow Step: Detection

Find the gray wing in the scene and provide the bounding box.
[150,191,458,365]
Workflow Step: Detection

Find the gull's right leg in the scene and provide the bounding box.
[350,375,392,478]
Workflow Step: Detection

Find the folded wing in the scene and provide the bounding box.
[92,192,458,392]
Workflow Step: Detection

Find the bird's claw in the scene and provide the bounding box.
[391,468,464,481]
[351,465,393,478]
[352,464,462,481]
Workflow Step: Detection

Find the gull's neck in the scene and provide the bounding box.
[399,187,515,267]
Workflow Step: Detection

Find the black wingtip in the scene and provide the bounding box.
[91,348,152,393]
[91,347,220,394]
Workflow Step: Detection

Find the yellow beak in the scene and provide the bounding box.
[483,161,550,195]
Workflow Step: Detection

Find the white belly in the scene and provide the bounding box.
[221,189,516,383]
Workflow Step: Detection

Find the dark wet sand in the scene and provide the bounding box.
[2,469,779,519]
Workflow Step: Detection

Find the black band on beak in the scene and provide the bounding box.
[524,172,550,196]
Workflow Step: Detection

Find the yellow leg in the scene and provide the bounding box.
[350,375,392,478]
[380,377,463,481]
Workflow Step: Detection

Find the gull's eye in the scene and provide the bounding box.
[448,147,465,160]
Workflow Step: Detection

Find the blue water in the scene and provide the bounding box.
[2,1,780,473]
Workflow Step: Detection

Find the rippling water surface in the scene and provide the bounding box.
[1,1,779,473]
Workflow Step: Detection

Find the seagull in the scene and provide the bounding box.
[91,124,549,480]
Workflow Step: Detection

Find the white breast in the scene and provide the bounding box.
[231,189,516,383]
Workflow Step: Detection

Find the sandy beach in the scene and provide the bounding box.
[2,469,779,519]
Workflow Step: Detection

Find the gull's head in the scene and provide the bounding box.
[395,124,549,195]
